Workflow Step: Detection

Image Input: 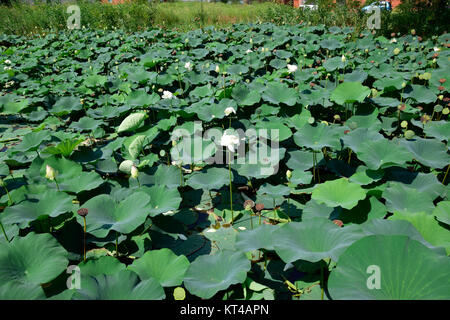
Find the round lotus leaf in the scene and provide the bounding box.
[0,233,68,289]
[273,219,364,263]
[186,167,229,190]
[72,270,165,300]
[129,248,190,287]
[184,250,251,299]
[311,178,367,210]
[330,82,371,105]
[328,235,450,299]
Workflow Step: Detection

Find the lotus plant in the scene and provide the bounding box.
[45,165,59,191]
[220,131,240,223]
[77,208,89,262]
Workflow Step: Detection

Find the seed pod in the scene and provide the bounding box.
[243,199,255,211]
[255,203,264,212]
[77,208,89,217]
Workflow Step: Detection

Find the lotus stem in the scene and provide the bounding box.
[228,149,234,223]
[136,177,141,188]
[273,199,276,219]
[348,149,352,164]
[116,231,119,258]
[443,164,450,185]
[320,263,324,300]
[2,184,12,206]
[0,221,9,242]
[54,178,60,192]
[179,166,183,187]
[83,217,87,262]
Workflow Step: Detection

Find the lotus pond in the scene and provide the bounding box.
[0,24,449,300]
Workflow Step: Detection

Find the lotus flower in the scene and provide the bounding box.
[341,55,346,63]
[220,132,240,152]
[287,64,298,73]
[224,107,236,116]
[45,165,56,181]
[131,165,139,179]
[77,208,89,217]
[4,60,11,64]
[162,90,174,99]
[246,49,252,54]
[215,65,220,73]
[286,170,292,180]
[184,61,192,71]
[434,47,441,52]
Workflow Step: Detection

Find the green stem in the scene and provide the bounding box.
[83,217,86,262]
[228,150,234,223]
[3,185,12,206]
[116,231,119,258]
[0,221,9,242]
[179,166,183,187]
[54,178,60,192]
[320,263,324,300]
[443,164,450,185]
[136,177,141,188]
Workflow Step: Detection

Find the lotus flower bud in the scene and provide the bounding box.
[286,170,292,180]
[341,55,346,63]
[215,65,220,73]
[45,165,56,181]
[77,208,89,217]
[244,199,255,211]
[131,165,139,179]
[255,203,264,212]
[334,114,341,121]
[401,82,406,88]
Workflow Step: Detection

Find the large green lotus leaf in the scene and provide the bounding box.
[126,90,160,107]
[0,233,68,288]
[273,219,365,263]
[328,235,450,299]
[186,167,229,191]
[360,219,445,254]
[50,96,83,116]
[262,82,297,106]
[129,249,189,287]
[433,201,450,225]
[293,124,342,151]
[254,120,292,142]
[399,137,450,169]
[28,156,104,193]
[140,185,182,216]
[423,121,450,142]
[232,146,286,179]
[382,183,435,214]
[117,112,147,133]
[235,224,278,252]
[0,281,46,300]
[386,172,445,199]
[13,130,51,152]
[311,178,366,210]
[402,84,437,104]
[373,76,404,91]
[389,211,450,254]
[355,139,412,170]
[78,256,126,277]
[257,183,290,199]
[330,82,371,105]
[341,127,384,153]
[83,74,107,88]
[232,84,261,106]
[286,150,323,171]
[184,250,251,299]
[2,190,75,228]
[72,270,165,300]
[80,192,151,238]
[203,226,238,252]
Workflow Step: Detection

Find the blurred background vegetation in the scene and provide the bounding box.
[0,0,448,37]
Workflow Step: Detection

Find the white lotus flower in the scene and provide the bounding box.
[130,165,139,179]
[224,107,236,116]
[215,65,220,73]
[246,49,252,54]
[220,132,240,152]
[3,66,11,71]
[162,90,174,99]
[4,60,11,64]
[287,64,298,73]
[184,61,192,71]
[341,55,346,63]
[434,47,441,52]
[45,165,56,181]
[390,38,397,43]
